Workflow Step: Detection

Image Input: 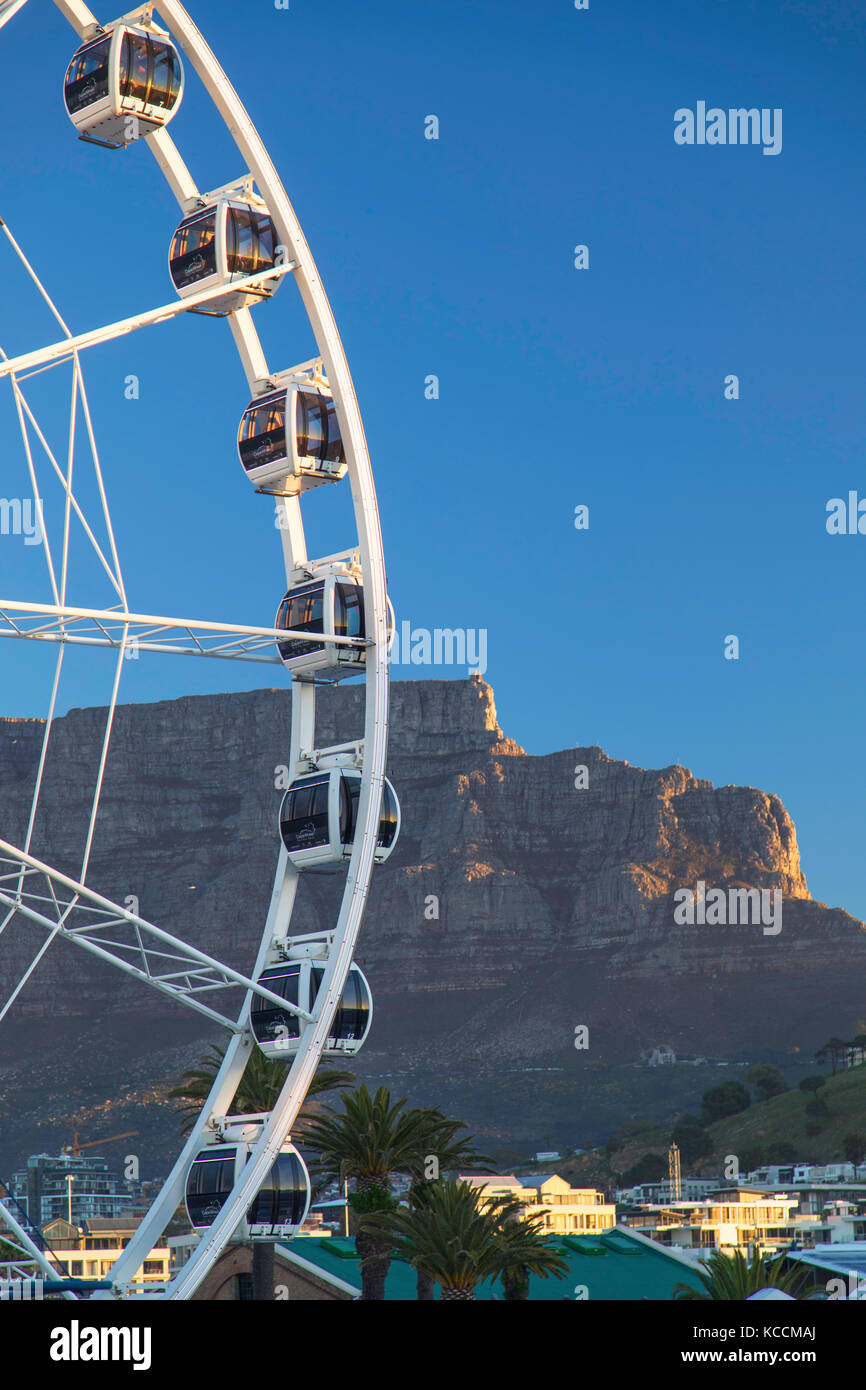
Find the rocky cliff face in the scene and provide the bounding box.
[0,677,863,1165]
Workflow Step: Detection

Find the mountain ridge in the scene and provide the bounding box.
[0,676,863,1169]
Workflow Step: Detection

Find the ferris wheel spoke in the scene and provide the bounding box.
[0,600,369,664]
[0,0,30,33]
[0,844,316,1032]
[2,215,131,610]
[1,215,73,337]
[22,645,66,854]
[76,639,126,885]
[0,923,64,1027]
[4,372,61,607]
[5,369,125,603]
[72,352,128,608]
[0,262,297,385]
[61,362,78,606]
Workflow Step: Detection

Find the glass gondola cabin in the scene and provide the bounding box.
[168,198,280,315]
[238,384,347,493]
[279,768,400,870]
[63,26,183,148]
[275,575,370,681]
[185,1140,310,1242]
[252,960,373,1059]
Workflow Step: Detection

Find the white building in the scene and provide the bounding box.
[623,1188,799,1257]
[461,1174,616,1236]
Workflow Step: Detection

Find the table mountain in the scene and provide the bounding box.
[0,676,862,1168]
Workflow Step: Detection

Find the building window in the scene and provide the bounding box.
[237,1273,254,1301]
[142,1261,163,1275]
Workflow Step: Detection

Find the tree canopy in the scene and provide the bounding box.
[701,1081,751,1124]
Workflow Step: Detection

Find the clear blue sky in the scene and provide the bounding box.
[0,0,864,918]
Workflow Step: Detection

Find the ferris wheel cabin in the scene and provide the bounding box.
[63,26,183,148]
[279,768,400,870]
[238,383,347,493]
[275,575,370,680]
[185,1140,310,1242]
[169,197,281,314]
[251,959,373,1059]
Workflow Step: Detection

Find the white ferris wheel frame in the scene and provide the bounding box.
[0,0,390,1300]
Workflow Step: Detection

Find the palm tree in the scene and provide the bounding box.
[169,1042,354,1299]
[369,1179,568,1300]
[672,1247,810,1301]
[402,1109,491,1300]
[302,1084,432,1300]
[495,1197,557,1301]
[168,1044,354,1135]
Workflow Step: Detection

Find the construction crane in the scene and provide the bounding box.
[61,1131,139,1156]
[668,1141,682,1202]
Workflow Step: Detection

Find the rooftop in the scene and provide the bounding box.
[790,1245,866,1283]
[281,1225,704,1301]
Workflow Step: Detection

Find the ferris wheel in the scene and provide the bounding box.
[0,0,392,1300]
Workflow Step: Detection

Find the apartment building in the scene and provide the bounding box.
[460,1173,616,1235]
[623,1187,798,1256]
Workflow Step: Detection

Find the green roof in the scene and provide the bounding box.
[285,1227,705,1301]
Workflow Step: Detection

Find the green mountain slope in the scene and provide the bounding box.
[557,1067,866,1191]
[706,1066,866,1170]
